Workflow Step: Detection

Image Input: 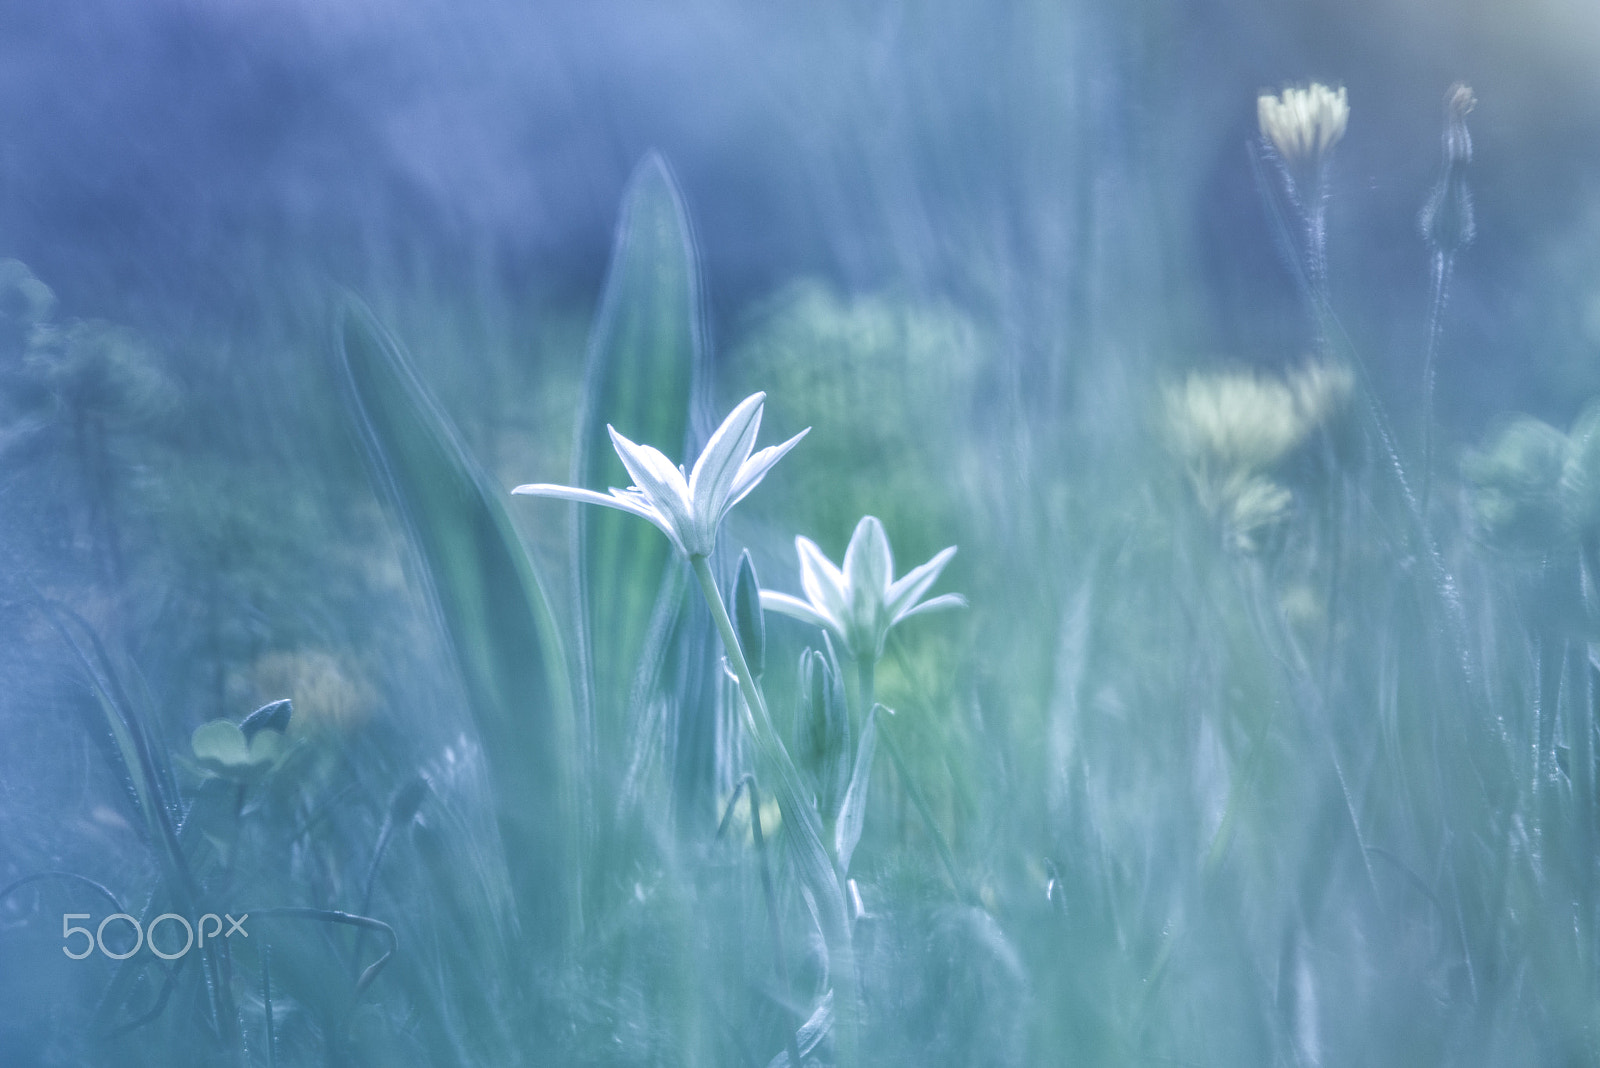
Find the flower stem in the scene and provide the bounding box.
[689,553,859,1066]
[856,653,972,905]
[849,656,875,726]
[747,775,805,1068]
[1420,248,1453,521]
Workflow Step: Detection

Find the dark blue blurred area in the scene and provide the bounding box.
[0,0,1597,430]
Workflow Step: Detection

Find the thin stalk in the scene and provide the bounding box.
[262,946,277,1068]
[877,726,973,905]
[1142,674,1286,1036]
[844,655,884,842]
[246,908,397,1001]
[848,657,873,730]
[1305,174,1330,312]
[689,553,858,1067]
[748,776,805,1068]
[854,656,973,905]
[1420,249,1454,519]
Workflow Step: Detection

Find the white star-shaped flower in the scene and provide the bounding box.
[512,392,807,559]
[760,516,965,661]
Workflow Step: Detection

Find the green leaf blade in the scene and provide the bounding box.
[574,153,707,768]
[336,301,576,951]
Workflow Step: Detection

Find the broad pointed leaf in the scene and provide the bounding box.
[574,153,707,789]
[336,301,576,951]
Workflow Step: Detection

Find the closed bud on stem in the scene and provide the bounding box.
[795,647,850,824]
[730,549,766,680]
[240,698,292,740]
[1443,82,1475,166]
[1421,82,1476,255]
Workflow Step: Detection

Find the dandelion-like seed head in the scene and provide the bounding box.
[1165,361,1351,476]
[1166,372,1305,475]
[1164,361,1352,550]
[1258,82,1349,164]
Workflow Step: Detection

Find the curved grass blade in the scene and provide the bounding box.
[764,990,834,1068]
[336,301,576,951]
[36,600,196,905]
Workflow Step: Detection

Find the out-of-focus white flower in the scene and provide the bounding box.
[1164,361,1352,479]
[1164,361,1353,552]
[1258,83,1349,164]
[761,515,964,661]
[513,392,807,558]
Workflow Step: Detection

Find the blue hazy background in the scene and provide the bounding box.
[1,0,1598,425]
[4,1,1600,1065]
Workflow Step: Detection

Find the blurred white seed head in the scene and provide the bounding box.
[1258,83,1349,164]
[1164,361,1353,551]
[1164,361,1351,476]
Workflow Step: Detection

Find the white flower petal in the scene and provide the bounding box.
[688,393,765,543]
[513,482,684,553]
[521,392,797,562]
[843,516,894,603]
[895,592,968,621]
[608,426,694,544]
[513,482,637,508]
[608,486,655,510]
[885,546,958,622]
[724,428,810,517]
[759,590,843,637]
[796,536,851,626]
[607,428,690,506]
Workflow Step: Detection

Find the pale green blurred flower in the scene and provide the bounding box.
[760,515,965,661]
[512,391,807,558]
[191,719,285,781]
[1463,404,1600,550]
[1463,416,1567,547]
[1562,402,1600,534]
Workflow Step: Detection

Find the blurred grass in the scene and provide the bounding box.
[7,214,1600,1068]
[2,15,1600,1067]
